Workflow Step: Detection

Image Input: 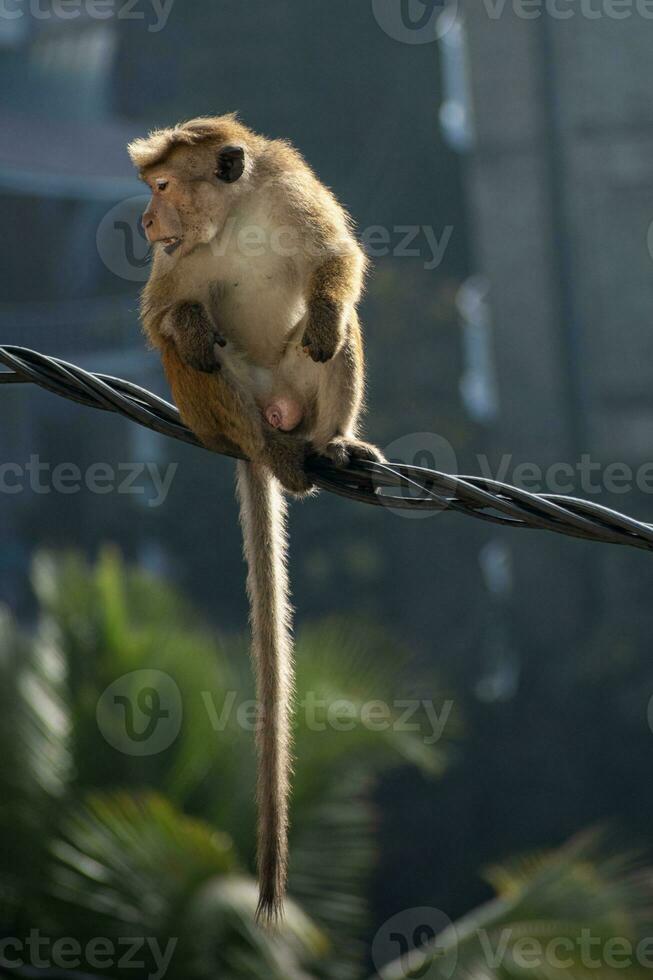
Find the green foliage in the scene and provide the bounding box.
[3,549,652,979]
[0,605,72,922]
[0,549,448,979]
[371,834,653,980]
[48,791,324,980]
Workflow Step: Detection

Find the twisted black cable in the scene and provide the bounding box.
[1,345,652,552]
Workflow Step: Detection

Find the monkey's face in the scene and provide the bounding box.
[140,143,247,259]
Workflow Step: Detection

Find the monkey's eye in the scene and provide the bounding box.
[156,179,169,192]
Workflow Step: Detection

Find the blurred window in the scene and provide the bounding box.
[457,277,499,424]
[438,7,474,153]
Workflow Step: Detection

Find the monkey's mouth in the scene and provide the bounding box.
[159,237,182,254]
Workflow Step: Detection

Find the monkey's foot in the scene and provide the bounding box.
[264,431,315,496]
[321,437,385,469]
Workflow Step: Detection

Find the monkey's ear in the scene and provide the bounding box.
[215,145,245,183]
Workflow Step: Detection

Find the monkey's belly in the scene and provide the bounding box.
[245,364,305,432]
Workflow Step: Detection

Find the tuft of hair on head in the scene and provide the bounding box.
[127,112,243,171]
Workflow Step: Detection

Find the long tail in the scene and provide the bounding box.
[235,460,294,924]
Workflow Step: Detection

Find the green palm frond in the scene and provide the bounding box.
[293,619,453,800]
[32,549,243,807]
[18,551,455,979]
[49,792,236,928]
[186,876,326,980]
[32,548,222,695]
[290,770,378,980]
[48,791,326,980]
[0,604,73,918]
[371,834,653,980]
[286,620,455,978]
[0,605,73,797]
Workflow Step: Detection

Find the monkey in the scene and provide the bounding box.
[128,114,382,923]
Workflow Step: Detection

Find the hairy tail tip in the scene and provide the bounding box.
[255,888,285,927]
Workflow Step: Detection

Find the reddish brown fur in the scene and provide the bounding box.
[130,115,381,923]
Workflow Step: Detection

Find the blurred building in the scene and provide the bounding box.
[0,6,161,605]
[443,1,653,665]
[0,1,469,622]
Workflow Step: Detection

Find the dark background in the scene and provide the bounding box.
[2,0,653,960]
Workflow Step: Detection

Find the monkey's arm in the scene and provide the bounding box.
[161,301,227,375]
[302,252,365,363]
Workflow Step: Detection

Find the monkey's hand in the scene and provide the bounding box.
[301,298,345,363]
[169,301,227,374]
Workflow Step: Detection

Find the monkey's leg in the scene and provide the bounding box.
[263,429,315,497]
[166,301,227,374]
[162,341,316,494]
[312,314,385,468]
[161,342,267,460]
[301,254,359,363]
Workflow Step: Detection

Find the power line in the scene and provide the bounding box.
[1,345,652,553]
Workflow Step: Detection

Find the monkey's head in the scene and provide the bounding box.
[128,115,260,260]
